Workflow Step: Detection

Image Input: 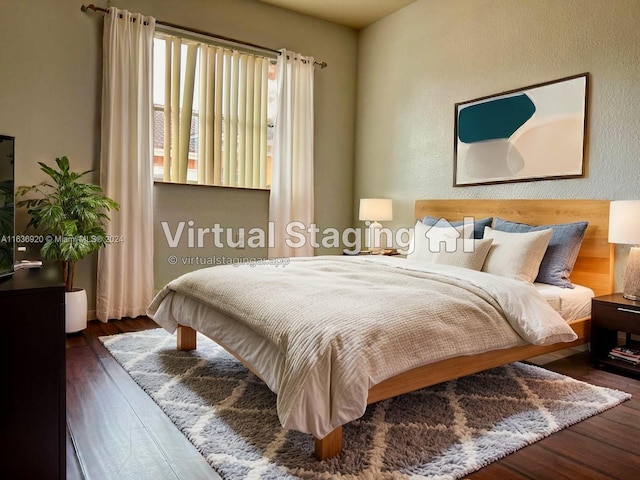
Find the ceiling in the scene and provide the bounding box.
[257,0,418,29]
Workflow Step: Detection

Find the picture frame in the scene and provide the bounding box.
[453,73,588,187]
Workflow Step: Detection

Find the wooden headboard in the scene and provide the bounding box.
[414,199,614,296]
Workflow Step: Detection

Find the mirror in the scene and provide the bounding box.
[0,135,15,278]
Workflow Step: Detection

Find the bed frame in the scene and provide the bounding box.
[175,199,613,460]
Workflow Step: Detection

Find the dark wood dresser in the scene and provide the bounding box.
[0,265,66,478]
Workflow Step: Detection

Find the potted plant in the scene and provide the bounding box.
[16,156,119,332]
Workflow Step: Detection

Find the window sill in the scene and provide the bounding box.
[153,181,270,192]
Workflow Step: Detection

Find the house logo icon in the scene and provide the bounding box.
[424,219,460,253]
[422,217,475,253]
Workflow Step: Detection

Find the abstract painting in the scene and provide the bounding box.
[454,73,588,186]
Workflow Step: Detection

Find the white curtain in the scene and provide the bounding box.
[268,49,315,258]
[97,7,155,321]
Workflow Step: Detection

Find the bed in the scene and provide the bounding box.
[148,199,613,460]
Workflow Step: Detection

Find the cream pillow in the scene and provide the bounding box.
[482,227,553,283]
[407,220,480,264]
[408,236,494,270]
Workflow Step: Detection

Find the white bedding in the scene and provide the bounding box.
[148,255,577,439]
[535,282,594,320]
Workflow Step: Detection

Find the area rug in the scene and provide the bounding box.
[100,329,631,479]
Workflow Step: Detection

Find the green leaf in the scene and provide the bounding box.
[15,155,120,291]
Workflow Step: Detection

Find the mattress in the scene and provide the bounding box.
[535,282,594,321]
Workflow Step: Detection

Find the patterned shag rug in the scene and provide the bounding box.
[100,329,630,479]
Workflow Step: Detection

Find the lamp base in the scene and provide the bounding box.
[622,246,640,302]
[366,221,383,253]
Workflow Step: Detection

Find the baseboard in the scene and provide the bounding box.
[88,309,97,321]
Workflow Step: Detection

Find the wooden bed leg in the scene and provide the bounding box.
[177,325,197,351]
[314,426,343,460]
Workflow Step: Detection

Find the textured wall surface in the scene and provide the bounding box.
[355,0,640,287]
[356,0,640,222]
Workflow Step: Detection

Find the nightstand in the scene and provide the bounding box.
[343,250,403,257]
[591,293,640,376]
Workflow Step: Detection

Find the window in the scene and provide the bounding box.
[153,32,277,189]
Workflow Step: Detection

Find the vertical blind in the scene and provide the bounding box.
[160,34,270,188]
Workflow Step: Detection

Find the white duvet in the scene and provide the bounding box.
[148,256,577,438]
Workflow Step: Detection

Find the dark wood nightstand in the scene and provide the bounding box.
[591,293,640,376]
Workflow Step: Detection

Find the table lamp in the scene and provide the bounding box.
[609,200,640,300]
[359,198,393,253]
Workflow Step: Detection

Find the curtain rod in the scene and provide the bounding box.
[81,4,327,69]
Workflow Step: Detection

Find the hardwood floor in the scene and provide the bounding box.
[66,317,219,480]
[67,317,640,479]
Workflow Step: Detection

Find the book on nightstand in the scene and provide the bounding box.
[608,345,640,365]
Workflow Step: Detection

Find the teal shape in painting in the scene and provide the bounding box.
[458,94,536,143]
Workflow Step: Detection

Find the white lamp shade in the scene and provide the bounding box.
[609,200,640,245]
[359,198,393,221]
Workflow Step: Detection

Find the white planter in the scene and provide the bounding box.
[66,288,88,333]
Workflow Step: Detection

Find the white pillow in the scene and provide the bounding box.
[482,227,553,283]
[408,236,494,270]
[407,220,476,261]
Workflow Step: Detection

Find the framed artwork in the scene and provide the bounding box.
[453,73,588,187]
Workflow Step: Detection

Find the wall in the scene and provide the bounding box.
[0,0,357,311]
[153,184,270,287]
[355,0,640,287]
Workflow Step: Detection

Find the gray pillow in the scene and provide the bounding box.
[422,216,493,240]
[492,218,588,288]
